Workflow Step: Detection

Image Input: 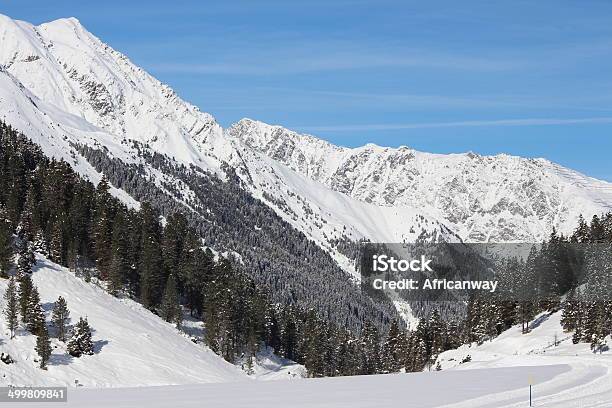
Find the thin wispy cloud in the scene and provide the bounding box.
[149,47,524,75]
[246,87,612,112]
[299,117,612,132]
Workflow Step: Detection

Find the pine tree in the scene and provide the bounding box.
[138,203,163,308]
[35,325,52,369]
[48,216,64,264]
[162,212,187,277]
[584,302,606,352]
[572,312,584,344]
[302,310,325,377]
[359,321,380,375]
[26,286,45,335]
[160,274,181,328]
[17,242,35,275]
[67,181,94,266]
[92,177,113,280]
[409,328,429,372]
[572,215,590,243]
[16,190,35,241]
[561,288,580,332]
[265,307,282,354]
[381,320,404,373]
[17,273,33,323]
[244,325,258,375]
[67,317,94,357]
[0,213,12,278]
[108,211,129,295]
[428,310,446,357]
[51,296,70,342]
[518,247,540,334]
[281,308,298,361]
[3,277,19,338]
[180,235,212,316]
[589,215,605,243]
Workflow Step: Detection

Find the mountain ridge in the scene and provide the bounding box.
[228,117,612,241]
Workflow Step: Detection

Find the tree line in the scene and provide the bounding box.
[462,214,612,351]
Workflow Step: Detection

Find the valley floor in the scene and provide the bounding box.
[6,363,603,408]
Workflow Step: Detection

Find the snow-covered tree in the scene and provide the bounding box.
[67,317,94,357]
[561,287,580,332]
[17,242,35,276]
[359,321,380,375]
[381,319,404,373]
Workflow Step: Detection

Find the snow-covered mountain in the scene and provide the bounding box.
[3,13,608,254]
[229,118,612,242]
[0,14,416,330]
[2,14,612,400]
[0,14,456,274]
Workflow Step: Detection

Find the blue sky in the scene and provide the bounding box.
[4,1,612,180]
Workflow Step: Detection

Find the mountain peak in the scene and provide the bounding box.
[43,16,83,28]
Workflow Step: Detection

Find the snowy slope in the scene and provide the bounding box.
[433,311,612,407]
[0,256,247,387]
[229,118,612,242]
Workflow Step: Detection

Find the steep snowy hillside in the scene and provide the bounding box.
[229,118,612,242]
[0,256,247,387]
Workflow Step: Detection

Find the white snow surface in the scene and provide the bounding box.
[0,256,247,388]
[7,365,570,408]
[433,311,612,407]
[238,347,307,381]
